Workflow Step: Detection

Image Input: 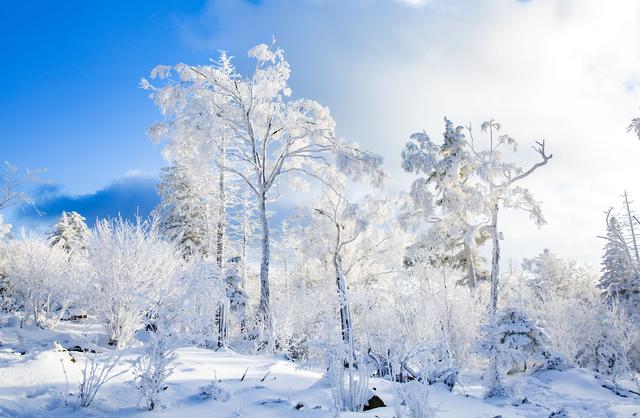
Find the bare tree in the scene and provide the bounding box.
[0,162,41,212]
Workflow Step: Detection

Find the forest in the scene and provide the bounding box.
[2,9,640,418]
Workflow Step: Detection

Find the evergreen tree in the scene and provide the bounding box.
[477,308,550,397]
[155,165,216,260]
[48,211,90,255]
[599,212,640,319]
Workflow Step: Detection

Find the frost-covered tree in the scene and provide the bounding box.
[310,189,411,411]
[629,113,640,140]
[463,120,552,314]
[0,161,40,212]
[134,281,182,411]
[599,209,640,321]
[0,214,11,242]
[155,157,248,347]
[142,43,385,348]
[603,303,640,393]
[155,164,216,259]
[223,256,247,333]
[3,235,86,328]
[48,211,90,255]
[403,118,552,312]
[172,257,225,348]
[0,215,12,309]
[522,249,590,301]
[88,217,182,348]
[402,119,490,288]
[477,308,550,397]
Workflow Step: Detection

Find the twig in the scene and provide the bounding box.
[260,370,271,382]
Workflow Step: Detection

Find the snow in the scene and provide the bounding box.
[1,316,639,417]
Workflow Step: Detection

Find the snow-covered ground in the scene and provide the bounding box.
[1,317,639,418]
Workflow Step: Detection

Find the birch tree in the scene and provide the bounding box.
[313,189,397,411]
[466,119,552,313]
[142,43,384,348]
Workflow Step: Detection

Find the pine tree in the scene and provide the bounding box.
[599,211,640,319]
[477,308,550,397]
[48,211,90,255]
[155,165,216,260]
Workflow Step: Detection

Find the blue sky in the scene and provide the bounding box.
[1,1,202,190]
[1,0,640,263]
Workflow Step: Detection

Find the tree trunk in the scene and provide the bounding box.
[490,203,500,315]
[216,144,227,348]
[334,255,353,349]
[624,191,640,265]
[258,191,272,349]
[464,240,477,289]
[241,193,248,290]
[333,252,356,410]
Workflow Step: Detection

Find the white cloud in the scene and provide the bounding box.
[177,0,640,265]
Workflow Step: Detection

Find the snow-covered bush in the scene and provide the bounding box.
[361,266,481,383]
[477,308,551,397]
[171,256,225,348]
[326,347,370,413]
[87,217,182,348]
[78,350,126,408]
[272,272,334,360]
[3,235,86,328]
[198,381,229,402]
[134,329,176,411]
[392,379,435,418]
[596,303,640,391]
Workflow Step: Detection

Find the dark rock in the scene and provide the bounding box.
[363,394,385,411]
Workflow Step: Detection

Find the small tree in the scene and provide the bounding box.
[134,295,179,411]
[477,308,550,397]
[49,211,90,255]
[598,209,640,323]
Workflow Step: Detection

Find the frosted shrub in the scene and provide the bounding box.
[392,380,435,418]
[78,351,126,408]
[88,217,181,348]
[134,329,176,411]
[599,303,640,392]
[362,268,480,383]
[272,275,333,360]
[172,257,225,348]
[327,351,370,413]
[4,235,85,328]
[477,308,550,397]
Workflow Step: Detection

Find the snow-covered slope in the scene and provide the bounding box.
[1,318,639,418]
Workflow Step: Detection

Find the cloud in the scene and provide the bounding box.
[12,173,159,230]
[172,0,640,264]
